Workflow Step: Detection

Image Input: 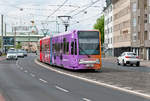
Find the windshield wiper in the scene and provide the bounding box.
[79,46,90,58]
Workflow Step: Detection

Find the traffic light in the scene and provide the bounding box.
[31,21,34,24]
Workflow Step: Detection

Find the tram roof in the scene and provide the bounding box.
[40,29,99,40]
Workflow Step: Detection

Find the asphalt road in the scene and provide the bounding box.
[0,54,149,101]
[102,61,150,72]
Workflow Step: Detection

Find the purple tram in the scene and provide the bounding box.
[39,30,102,70]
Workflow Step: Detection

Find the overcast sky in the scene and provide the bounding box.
[0,0,105,34]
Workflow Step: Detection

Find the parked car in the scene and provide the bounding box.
[17,49,24,58]
[9,48,15,51]
[6,50,18,60]
[117,52,140,66]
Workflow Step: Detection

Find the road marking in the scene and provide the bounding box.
[35,59,150,99]
[30,73,35,77]
[123,87,133,90]
[24,70,28,73]
[20,67,23,70]
[82,98,91,101]
[55,86,69,93]
[39,78,48,83]
[16,60,20,68]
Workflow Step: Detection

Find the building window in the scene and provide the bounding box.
[145,31,148,40]
[132,3,137,12]
[149,14,150,23]
[133,33,137,42]
[111,27,113,33]
[149,0,150,6]
[111,38,112,44]
[132,18,137,27]
[110,5,112,12]
[149,32,150,40]
[110,16,112,22]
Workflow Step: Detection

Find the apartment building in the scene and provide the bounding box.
[112,0,150,60]
[104,0,114,56]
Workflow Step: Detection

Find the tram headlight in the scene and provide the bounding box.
[96,59,100,64]
[79,59,84,62]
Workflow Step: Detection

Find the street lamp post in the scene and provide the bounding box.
[1,15,3,52]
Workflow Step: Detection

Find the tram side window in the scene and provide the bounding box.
[66,42,69,55]
[55,43,57,52]
[52,44,55,52]
[71,41,74,55]
[75,40,77,55]
[45,44,49,51]
[58,43,60,52]
[44,45,46,51]
[63,38,66,54]
[40,45,42,52]
[42,44,44,52]
[61,43,63,50]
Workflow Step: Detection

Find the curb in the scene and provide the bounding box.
[0,57,6,61]
[0,94,5,101]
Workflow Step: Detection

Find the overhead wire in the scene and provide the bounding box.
[46,0,69,20]
[71,0,101,18]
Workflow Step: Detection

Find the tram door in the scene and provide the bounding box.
[50,38,52,64]
[70,39,78,67]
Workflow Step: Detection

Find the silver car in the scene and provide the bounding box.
[17,49,24,58]
[117,52,140,66]
[6,50,18,60]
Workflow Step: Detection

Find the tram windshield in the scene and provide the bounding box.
[78,31,100,55]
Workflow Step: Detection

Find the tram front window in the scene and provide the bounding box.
[78,31,100,55]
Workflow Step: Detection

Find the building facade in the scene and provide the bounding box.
[104,0,114,56]
[112,0,150,60]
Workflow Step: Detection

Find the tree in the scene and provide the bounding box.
[16,42,22,49]
[94,15,104,44]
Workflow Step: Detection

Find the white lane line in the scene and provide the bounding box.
[20,67,23,70]
[55,86,69,93]
[30,73,35,77]
[82,98,91,101]
[35,59,150,99]
[16,60,20,68]
[24,70,28,73]
[16,60,19,65]
[123,87,133,90]
[39,78,48,83]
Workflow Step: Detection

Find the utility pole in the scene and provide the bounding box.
[4,23,6,53]
[1,15,3,52]
[14,27,16,48]
[5,23,6,36]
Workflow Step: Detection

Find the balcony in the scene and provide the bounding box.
[138,25,140,32]
[132,40,140,47]
[137,9,140,16]
[145,23,148,31]
[145,40,150,47]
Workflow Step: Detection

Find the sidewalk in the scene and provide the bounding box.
[102,57,150,68]
[0,56,6,61]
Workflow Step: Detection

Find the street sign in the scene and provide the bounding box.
[3,37,14,46]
